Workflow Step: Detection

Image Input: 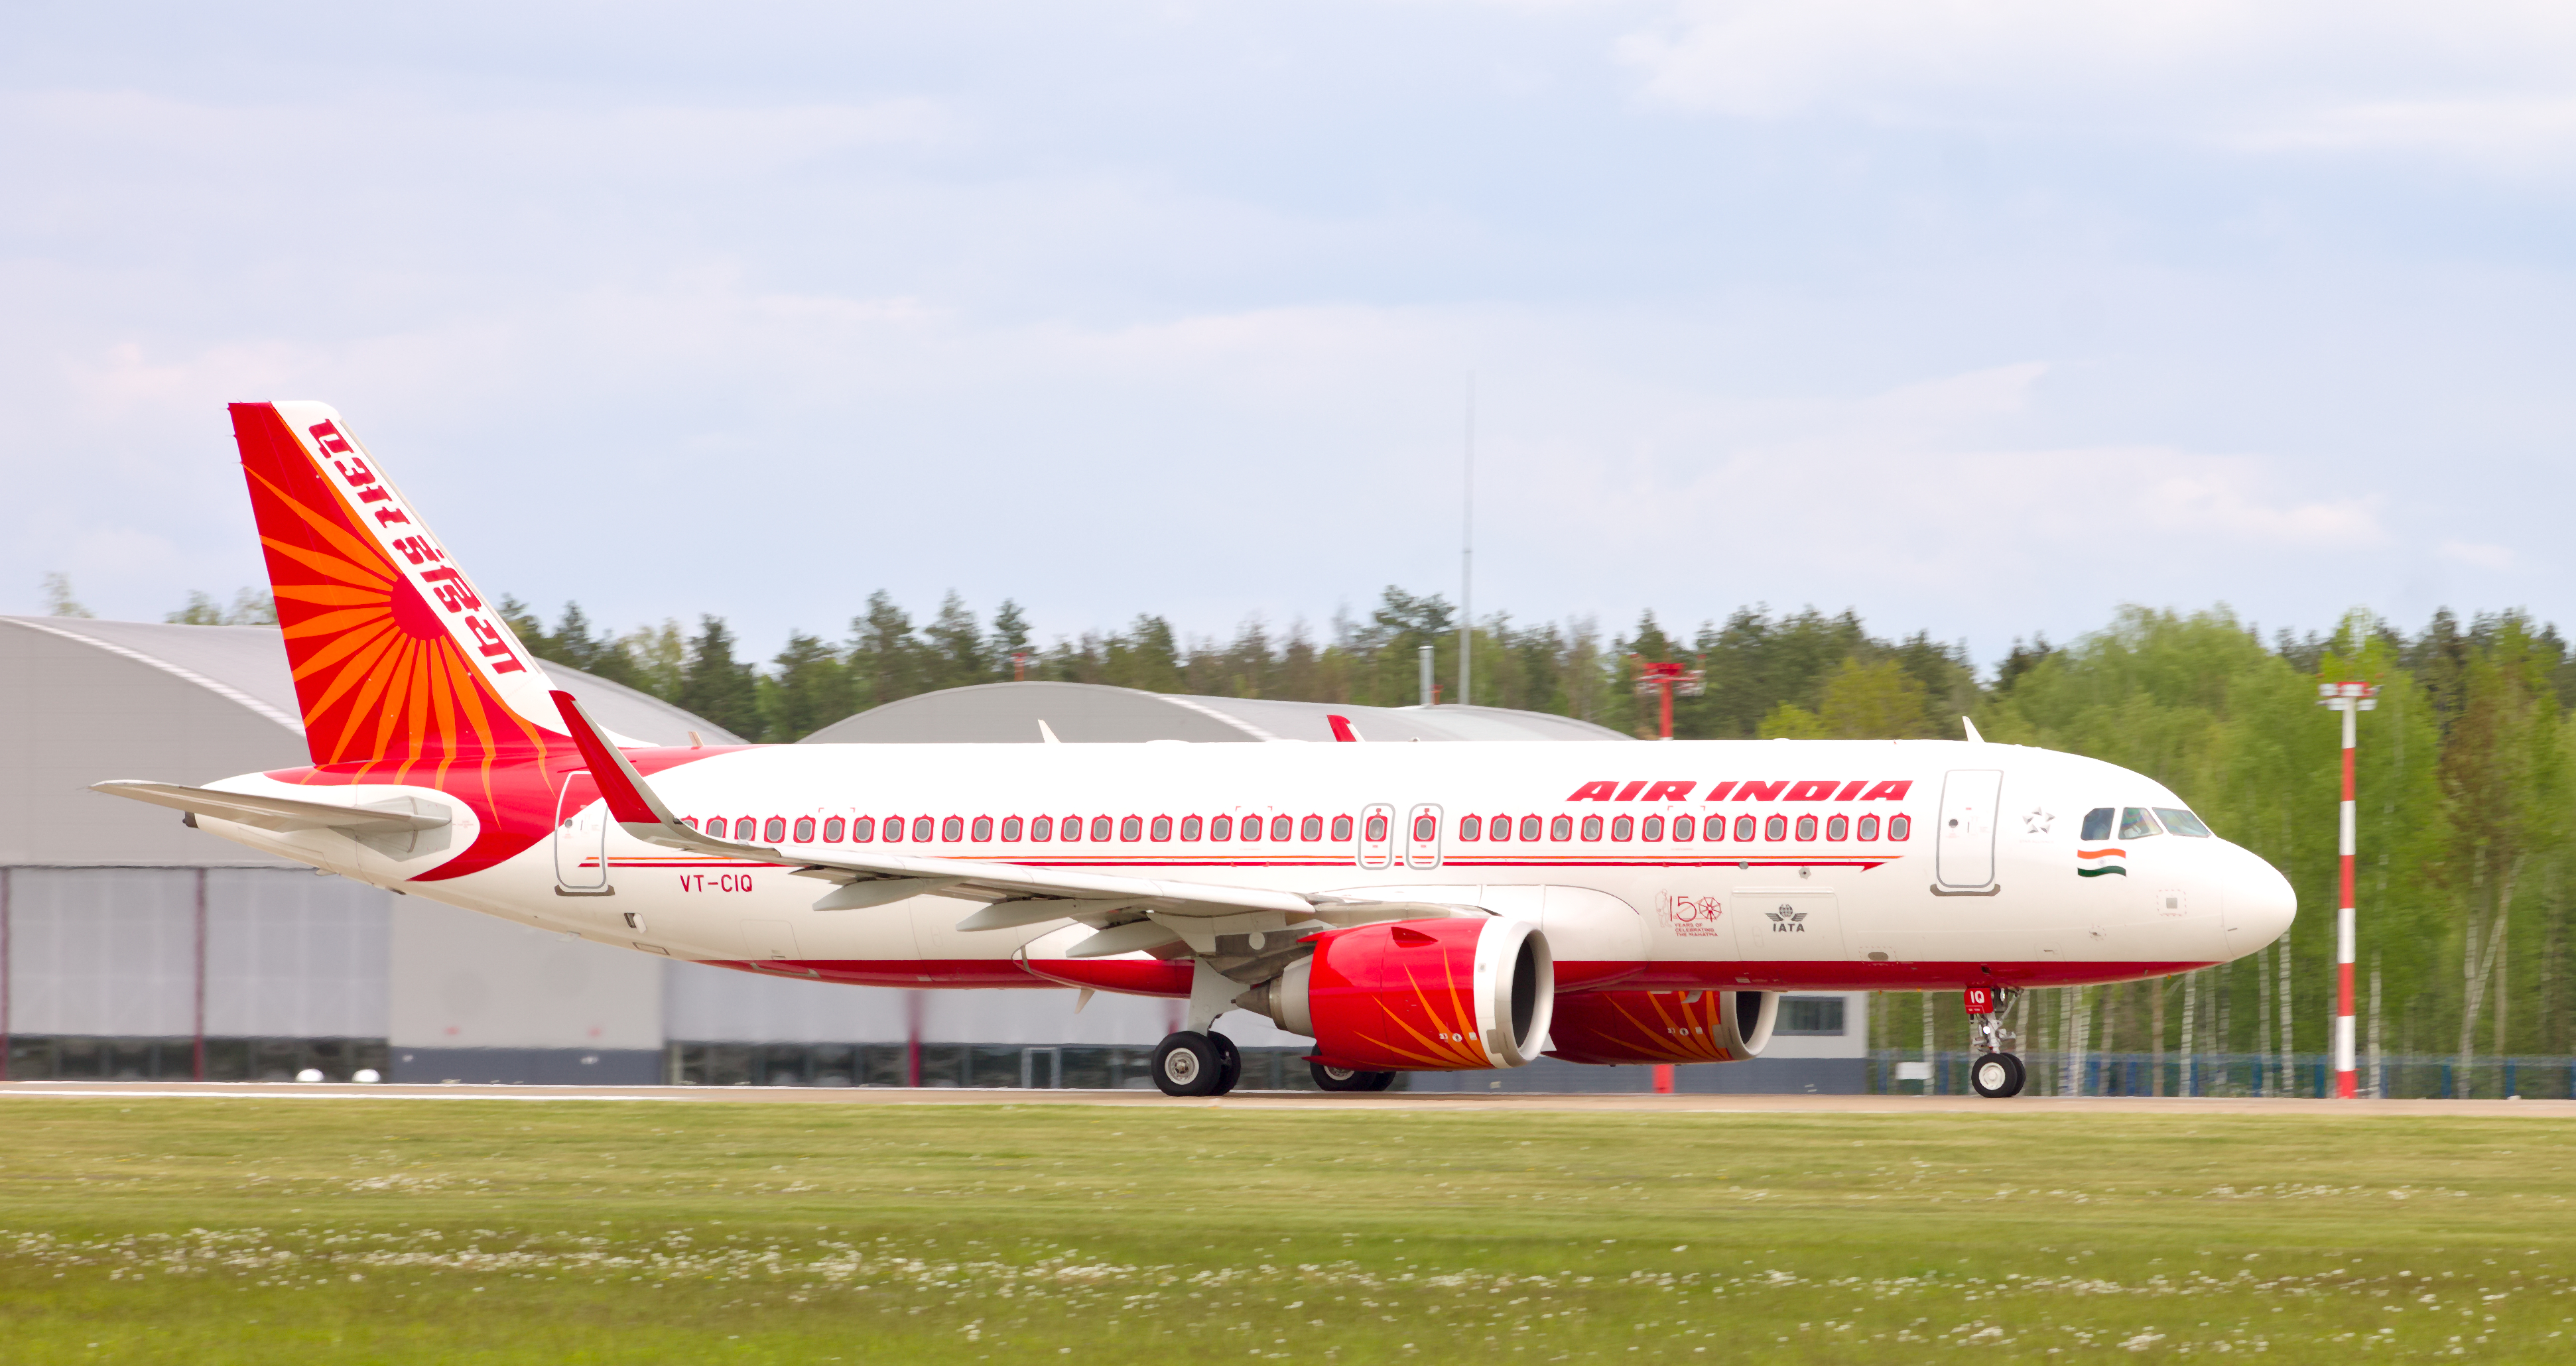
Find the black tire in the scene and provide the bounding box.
[1356,1070,1397,1092]
[1151,1032,1223,1097]
[1310,1061,1374,1092]
[1208,1032,1243,1095]
[1970,1051,2026,1099]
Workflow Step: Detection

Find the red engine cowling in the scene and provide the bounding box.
[1254,918,1553,1072]
[1543,989,1778,1066]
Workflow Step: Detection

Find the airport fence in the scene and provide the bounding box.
[1868,1048,2576,1099]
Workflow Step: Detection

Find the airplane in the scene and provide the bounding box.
[92,402,2297,1099]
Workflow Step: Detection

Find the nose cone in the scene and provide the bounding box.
[2222,846,2297,958]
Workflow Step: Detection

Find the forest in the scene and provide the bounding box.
[468,586,2576,1095]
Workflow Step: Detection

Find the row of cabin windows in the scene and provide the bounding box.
[684,810,1910,846]
[1456,812,1907,843]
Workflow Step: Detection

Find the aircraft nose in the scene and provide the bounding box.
[2222,846,2297,958]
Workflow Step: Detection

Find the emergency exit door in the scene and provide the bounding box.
[1936,769,2003,889]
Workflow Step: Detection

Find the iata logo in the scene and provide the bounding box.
[1657,893,1724,938]
[1764,902,1808,933]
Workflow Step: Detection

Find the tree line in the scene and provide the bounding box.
[491,588,2576,1087]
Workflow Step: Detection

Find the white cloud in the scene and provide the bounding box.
[1617,0,2576,164]
[2440,539,2514,571]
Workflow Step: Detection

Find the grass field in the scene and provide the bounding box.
[1,1097,2573,1362]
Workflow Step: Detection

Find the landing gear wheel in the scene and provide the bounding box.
[1310,1062,1399,1093]
[1970,1051,2026,1099]
[1151,1032,1224,1097]
[1208,1032,1243,1095]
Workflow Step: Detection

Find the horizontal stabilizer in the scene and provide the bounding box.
[91,780,450,834]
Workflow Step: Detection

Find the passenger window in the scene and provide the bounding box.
[1001,816,1023,841]
[1610,815,1632,841]
[682,816,699,831]
[883,816,904,843]
[915,816,936,842]
[1521,816,1543,841]
[1735,815,1756,841]
[1764,815,1787,841]
[1301,816,1322,841]
[852,816,875,842]
[971,816,993,841]
[1272,816,1293,841]
[793,817,816,843]
[1031,816,1052,841]
[1059,816,1080,843]
[2119,807,2162,839]
[1642,815,1663,841]
[1181,816,1202,841]
[2155,807,2214,838]
[1120,816,1143,841]
[1212,814,1232,841]
[822,816,844,842]
[1334,815,1354,841]
[1856,814,1878,841]
[1240,816,1261,843]
[1889,814,1911,840]
[1581,816,1603,841]
[1551,816,1573,841]
[1093,816,1114,841]
[1795,815,1816,841]
[938,816,961,841]
[1457,816,1481,842]
[1826,814,1847,840]
[1149,816,1171,841]
[1413,814,1435,842]
[1488,815,1510,841]
[1672,815,1694,841]
[2081,807,2115,841]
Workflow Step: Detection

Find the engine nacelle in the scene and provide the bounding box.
[1542,989,1779,1066]
[1241,917,1553,1071]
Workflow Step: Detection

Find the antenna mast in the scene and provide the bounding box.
[1460,373,1474,708]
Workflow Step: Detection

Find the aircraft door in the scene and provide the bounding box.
[554,771,610,894]
[1405,804,1443,869]
[1358,803,1395,869]
[1936,769,2004,889]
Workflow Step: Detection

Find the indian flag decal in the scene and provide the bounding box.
[2077,847,2127,877]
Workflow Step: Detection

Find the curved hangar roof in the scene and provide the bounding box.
[800,680,1629,745]
[0,616,740,868]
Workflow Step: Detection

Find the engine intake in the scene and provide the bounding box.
[1238,917,1553,1071]
[1543,989,1779,1066]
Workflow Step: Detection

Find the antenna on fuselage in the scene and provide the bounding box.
[1037,719,1063,744]
[1962,715,1986,743]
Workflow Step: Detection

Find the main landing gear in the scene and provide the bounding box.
[1309,1062,1395,1093]
[1965,984,2028,1099]
[1150,1030,1245,1097]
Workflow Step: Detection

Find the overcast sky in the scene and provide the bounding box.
[6,1,2574,671]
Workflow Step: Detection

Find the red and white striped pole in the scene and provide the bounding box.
[2319,681,2378,1099]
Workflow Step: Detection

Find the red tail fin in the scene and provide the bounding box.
[230,401,562,773]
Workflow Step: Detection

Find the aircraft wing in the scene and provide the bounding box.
[547,692,1466,940]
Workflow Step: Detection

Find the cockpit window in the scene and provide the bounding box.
[2119,807,2162,839]
[2155,807,2213,838]
[2080,808,2114,841]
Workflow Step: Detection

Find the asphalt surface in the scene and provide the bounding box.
[5,1081,2573,1115]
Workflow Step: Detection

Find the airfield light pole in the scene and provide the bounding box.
[2317,681,2378,1100]
[1632,660,1705,741]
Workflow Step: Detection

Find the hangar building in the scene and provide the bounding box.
[0,617,1867,1092]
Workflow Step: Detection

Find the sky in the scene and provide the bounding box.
[5,1,2575,674]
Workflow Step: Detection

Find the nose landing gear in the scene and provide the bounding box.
[1964,984,2027,1098]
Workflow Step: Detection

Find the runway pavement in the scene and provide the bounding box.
[5,1080,2575,1116]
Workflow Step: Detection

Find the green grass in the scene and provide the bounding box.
[1,1099,2573,1362]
